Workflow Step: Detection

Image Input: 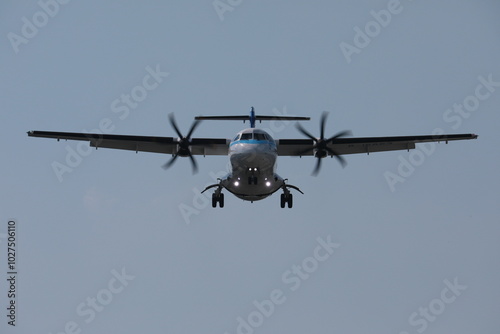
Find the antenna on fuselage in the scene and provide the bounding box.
[195,107,310,127]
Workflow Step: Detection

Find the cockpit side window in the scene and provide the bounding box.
[233,134,240,141]
[240,133,253,140]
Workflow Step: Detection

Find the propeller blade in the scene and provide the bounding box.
[320,111,328,140]
[333,154,347,168]
[312,156,322,176]
[168,113,184,139]
[326,147,347,168]
[162,153,179,169]
[187,151,198,174]
[186,119,201,139]
[326,130,352,143]
[296,123,317,142]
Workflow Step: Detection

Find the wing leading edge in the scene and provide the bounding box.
[27,131,230,156]
[27,131,477,157]
[277,133,478,156]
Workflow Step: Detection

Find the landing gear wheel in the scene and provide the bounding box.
[212,192,224,208]
[280,193,293,208]
[219,193,224,208]
[253,176,258,185]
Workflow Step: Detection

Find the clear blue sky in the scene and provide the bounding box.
[2,1,500,333]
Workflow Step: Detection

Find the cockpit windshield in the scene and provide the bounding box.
[254,133,267,140]
[240,133,253,140]
[235,131,272,142]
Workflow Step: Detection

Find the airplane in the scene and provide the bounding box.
[27,107,477,208]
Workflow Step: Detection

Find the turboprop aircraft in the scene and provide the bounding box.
[28,107,477,208]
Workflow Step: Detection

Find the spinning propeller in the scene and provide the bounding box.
[163,113,200,174]
[295,112,352,176]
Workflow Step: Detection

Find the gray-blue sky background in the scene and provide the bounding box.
[1,1,500,333]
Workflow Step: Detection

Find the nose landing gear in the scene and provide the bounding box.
[247,167,259,185]
[248,176,258,185]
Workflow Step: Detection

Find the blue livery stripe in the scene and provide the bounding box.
[230,139,270,146]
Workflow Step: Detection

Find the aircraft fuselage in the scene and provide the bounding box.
[222,128,283,201]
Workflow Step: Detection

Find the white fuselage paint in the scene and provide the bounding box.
[221,128,284,201]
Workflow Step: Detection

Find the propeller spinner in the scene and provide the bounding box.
[295,112,352,176]
[163,113,201,174]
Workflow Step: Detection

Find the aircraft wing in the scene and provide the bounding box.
[27,131,230,156]
[276,133,478,156]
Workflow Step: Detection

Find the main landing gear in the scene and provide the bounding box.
[212,192,224,208]
[202,182,224,208]
[280,193,293,208]
[280,181,303,209]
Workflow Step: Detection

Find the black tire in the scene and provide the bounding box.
[212,194,217,208]
[253,176,258,185]
[219,193,224,208]
[280,194,286,208]
[287,194,293,208]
